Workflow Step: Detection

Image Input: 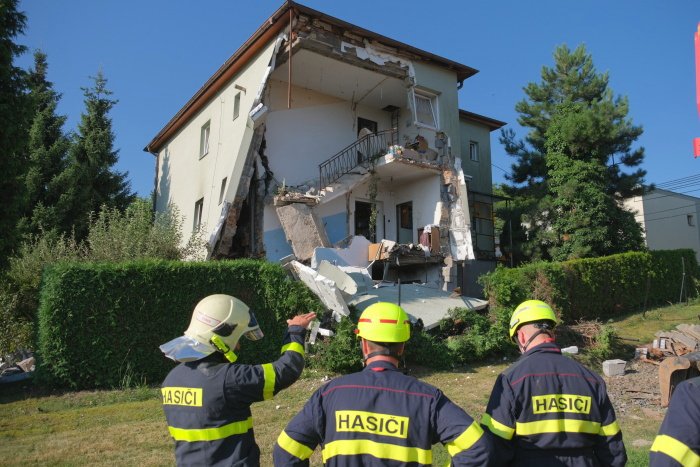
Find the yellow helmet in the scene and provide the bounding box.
[160,294,263,363]
[508,300,557,342]
[356,302,411,343]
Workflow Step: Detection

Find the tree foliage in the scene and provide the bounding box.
[0,0,29,267]
[499,45,646,260]
[55,71,134,239]
[19,50,71,238]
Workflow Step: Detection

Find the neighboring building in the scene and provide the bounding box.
[144,1,504,293]
[624,188,700,261]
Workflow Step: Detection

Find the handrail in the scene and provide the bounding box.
[318,128,397,189]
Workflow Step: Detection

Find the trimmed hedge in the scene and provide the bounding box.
[36,259,321,389]
[481,249,699,323]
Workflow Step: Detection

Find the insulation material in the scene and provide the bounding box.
[290,261,350,321]
[207,202,230,256]
[340,40,415,79]
[449,169,475,261]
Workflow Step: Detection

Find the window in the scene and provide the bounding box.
[412,89,438,129]
[200,121,210,158]
[469,141,479,162]
[233,92,241,121]
[193,198,204,231]
[688,214,695,227]
[219,178,227,205]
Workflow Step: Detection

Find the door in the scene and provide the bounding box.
[396,202,413,244]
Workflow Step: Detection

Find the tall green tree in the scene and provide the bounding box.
[0,0,29,267]
[55,71,134,239]
[19,50,71,238]
[500,44,646,260]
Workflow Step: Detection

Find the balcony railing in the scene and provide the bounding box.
[318,129,396,189]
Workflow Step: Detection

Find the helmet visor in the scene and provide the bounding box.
[244,311,264,341]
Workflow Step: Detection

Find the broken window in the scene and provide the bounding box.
[355,201,376,242]
[412,89,438,129]
[193,198,204,231]
[200,121,210,158]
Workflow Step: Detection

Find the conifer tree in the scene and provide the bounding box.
[0,0,29,266]
[500,45,646,260]
[55,71,134,239]
[20,50,71,238]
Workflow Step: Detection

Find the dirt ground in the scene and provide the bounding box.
[604,358,666,417]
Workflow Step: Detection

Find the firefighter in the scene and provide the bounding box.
[650,375,700,466]
[159,293,316,466]
[481,299,626,466]
[273,301,492,466]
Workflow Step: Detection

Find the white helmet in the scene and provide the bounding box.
[160,294,263,363]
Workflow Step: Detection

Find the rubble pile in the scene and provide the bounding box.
[647,324,700,358]
[0,350,34,384]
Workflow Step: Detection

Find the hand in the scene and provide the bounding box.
[287,312,317,329]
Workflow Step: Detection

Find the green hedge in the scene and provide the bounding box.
[481,249,699,323]
[36,259,321,389]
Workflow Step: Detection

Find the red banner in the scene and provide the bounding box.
[695,138,700,158]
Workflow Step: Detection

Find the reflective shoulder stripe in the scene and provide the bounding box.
[481,413,515,440]
[262,363,276,400]
[446,421,484,457]
[516,418,600,436]
[277,430,314,460]
[598,420,620,437]
[168,416,253,442]
[321,439,432,465]
[651,434,700,467]
[281,342,305,356]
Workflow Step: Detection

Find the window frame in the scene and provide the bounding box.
[199,121,211,159]
[688,214,695,227]
[469,141,479,162]
[411,88,439,130]
[193,198,204,231]
[233,92,241,121]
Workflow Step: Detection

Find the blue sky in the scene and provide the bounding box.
[16,0,700,197]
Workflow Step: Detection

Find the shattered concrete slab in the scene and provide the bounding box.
[276,204,331,262]
[317,261,374,298]
[289,260,350,321]
[348,283,487,330]
[311,235,371,269]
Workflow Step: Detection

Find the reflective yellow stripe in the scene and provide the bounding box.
[277,430,314,460]
[599,420,620,437]
[516,418,601,436]
[262,363,275,400]
[446,421,484,457]
[321,439,432,464]
[481,413,515,440]
[168,416,252,442]
[651,434,700,467]
[281,342,305,356]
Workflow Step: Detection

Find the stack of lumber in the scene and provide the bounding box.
[651,324,700,357]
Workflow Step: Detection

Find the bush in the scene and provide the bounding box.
[437,307,513,364]
[0,199,205,357]
[308,317,363,374]
[36,259,321,389]
[480,249,698,324]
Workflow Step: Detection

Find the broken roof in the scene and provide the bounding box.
[144,0,479,154]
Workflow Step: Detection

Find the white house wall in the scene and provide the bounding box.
[625,191,700,261]
[155,38,280,245]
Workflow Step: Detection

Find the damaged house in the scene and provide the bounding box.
[144,1,505,308]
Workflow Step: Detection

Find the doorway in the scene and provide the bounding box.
[396,202,413,244]
[355,200,382,242]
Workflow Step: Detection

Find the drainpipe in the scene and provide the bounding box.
[288,8,294,109]
[149,150,159,214]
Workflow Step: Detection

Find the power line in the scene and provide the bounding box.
[643,212,696,223]
[632,203,699,218]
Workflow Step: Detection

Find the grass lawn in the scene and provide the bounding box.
[1,301,698,466]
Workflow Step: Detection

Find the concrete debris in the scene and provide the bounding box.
[0,351,34,384]
[603,359,627,377]
[276,204,331,262]
[311,235,371,269]
[561,346,579,355]
[289,260,350,321]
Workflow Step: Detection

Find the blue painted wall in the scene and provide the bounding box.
[264,211,347,262]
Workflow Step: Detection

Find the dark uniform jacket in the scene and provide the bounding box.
[161,326,306,466]
[650,376,700,466]
[481,341,626,466]
[273,360,492,466]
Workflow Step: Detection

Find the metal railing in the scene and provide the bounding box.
[318,128,396,189]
